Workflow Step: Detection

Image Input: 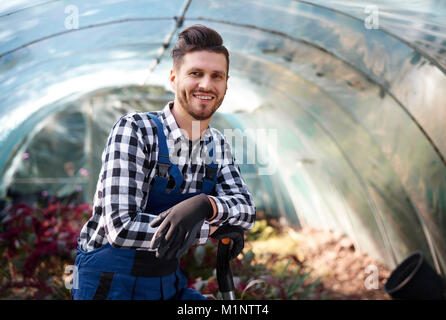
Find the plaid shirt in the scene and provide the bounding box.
[78,102,256,252]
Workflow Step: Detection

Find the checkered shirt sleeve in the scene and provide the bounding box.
[207,134,256,230]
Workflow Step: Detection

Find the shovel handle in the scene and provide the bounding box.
[217,237,236,300]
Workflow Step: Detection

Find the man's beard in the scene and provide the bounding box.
[177,87,225,120]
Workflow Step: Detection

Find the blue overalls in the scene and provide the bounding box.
[72,113,218,300]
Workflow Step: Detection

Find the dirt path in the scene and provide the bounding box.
[248,224,392,300]
[290,227,392,299]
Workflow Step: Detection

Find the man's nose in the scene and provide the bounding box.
[198,75,212,91]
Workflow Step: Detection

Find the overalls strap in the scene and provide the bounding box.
[202,137,218,194]
[147,113,184,194]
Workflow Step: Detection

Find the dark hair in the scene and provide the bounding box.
[171,24,229,73]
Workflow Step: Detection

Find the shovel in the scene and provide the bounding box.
[216,237,236,300]
[211,224,245,300]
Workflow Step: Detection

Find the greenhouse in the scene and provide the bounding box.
[0,0,445,300]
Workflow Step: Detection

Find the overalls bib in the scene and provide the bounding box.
[72,113,218,300]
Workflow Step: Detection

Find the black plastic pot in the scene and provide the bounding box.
[385,251,445,300]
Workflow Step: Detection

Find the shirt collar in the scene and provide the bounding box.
[161,101,184,143]
[161,101,213,143]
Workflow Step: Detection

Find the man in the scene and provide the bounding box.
[72,24,256,300]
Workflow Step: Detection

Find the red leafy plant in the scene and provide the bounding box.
[0,202,91,299]
[0,203,325,300]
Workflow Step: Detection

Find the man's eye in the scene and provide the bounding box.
[191,72,201,76]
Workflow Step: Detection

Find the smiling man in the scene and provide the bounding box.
[72,25,256,300]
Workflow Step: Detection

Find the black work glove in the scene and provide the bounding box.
[149,193,213,259]
[210,224,245,260]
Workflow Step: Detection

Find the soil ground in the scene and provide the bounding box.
[247,222,392,300]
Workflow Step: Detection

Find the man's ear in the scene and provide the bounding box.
[169,68,176,92]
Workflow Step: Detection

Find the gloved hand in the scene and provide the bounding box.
[149,193,213,259]
[210,224,245,260]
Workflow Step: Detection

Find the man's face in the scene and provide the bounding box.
[170,50,228,120]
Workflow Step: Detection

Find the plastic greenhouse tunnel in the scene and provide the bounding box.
[1,0,446,301]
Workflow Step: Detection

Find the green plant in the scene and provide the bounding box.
[181,219,327,300]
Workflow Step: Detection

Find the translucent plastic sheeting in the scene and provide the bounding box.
[1,0,445,276]
[8,86,174,201]
[307,0,446,73]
